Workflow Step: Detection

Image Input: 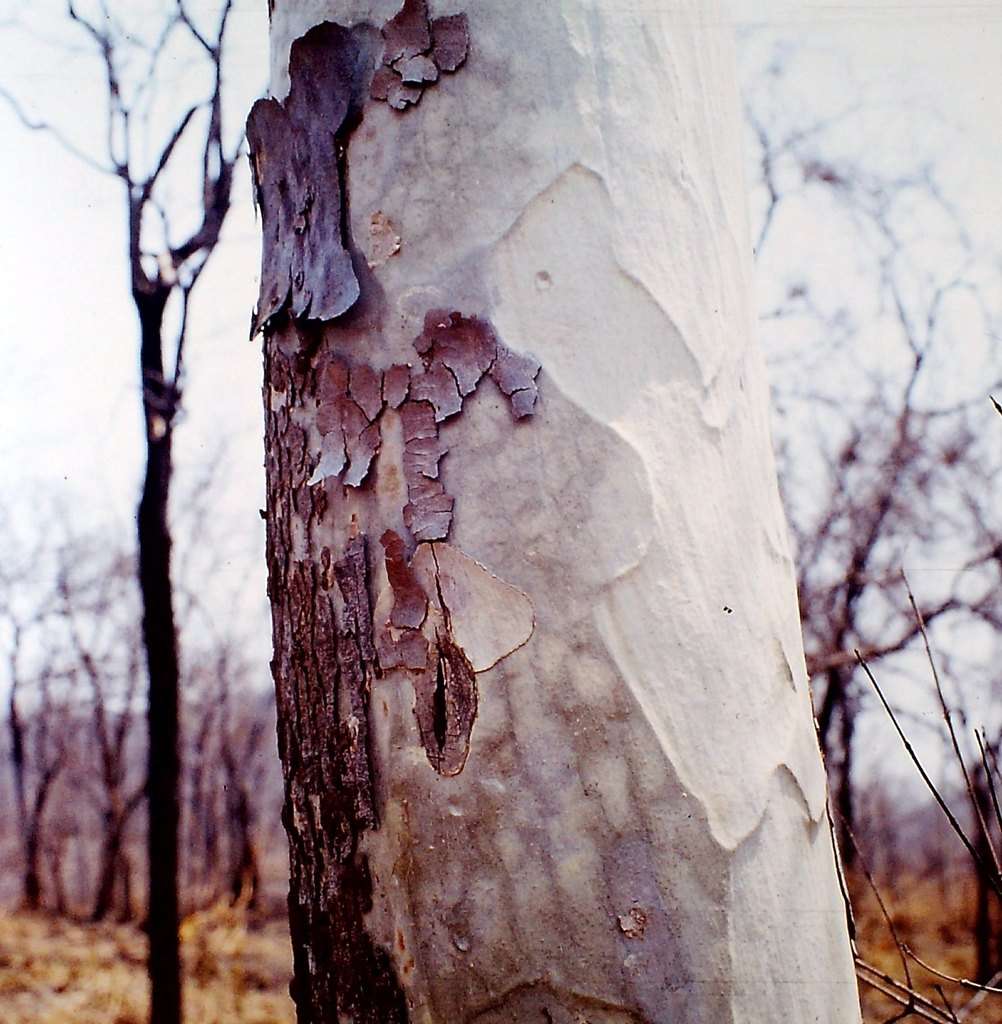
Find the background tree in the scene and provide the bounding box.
[1,3,243,1019]
[742,31,1002,865]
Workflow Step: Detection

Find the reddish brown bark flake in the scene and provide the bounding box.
[377,626,430,672]
[395,54,439,85]
[430,15,469,73]
[373,2,470,113]
[247,23,372,335]
[403,479,455,543]
[345,421,382,488]
[415,310,495,397]
[350,364,384,422]
[381,0,431,65]
[409,362,463,422]
[490,345,542,418]
[400,399,438,442]
[381,530,428,629]
[383,364,411,409]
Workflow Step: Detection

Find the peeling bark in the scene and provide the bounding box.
[261,1,858,1021]
[247,23,373,335]
[373,1,467,109]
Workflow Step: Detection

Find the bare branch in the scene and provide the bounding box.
[975,729,1002,843]
[0,85,114,174]
[141,101,203,201]
[855,959,961,1024]
[836,812,912,987]
[905,946,1002,996]
[176,0,214,55]
[903,573,1002,879]
[856,650,1002,897]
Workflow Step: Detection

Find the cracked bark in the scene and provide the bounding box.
[266,341,408,1022]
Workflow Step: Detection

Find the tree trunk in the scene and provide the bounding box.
[256,2,860,1022]
[23,824,41,912]
[136,286,182,1024]
[92,812,125,922]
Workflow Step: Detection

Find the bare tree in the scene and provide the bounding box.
[0,523,70,912]
[742,33,1002,863]
[1,2,242,1018]
[54,546,146,922]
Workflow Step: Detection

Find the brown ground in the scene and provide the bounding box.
[853,868,1002,1022]
[0,870,999,1022]
[0,901,295,1024]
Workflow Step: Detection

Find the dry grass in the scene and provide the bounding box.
[0,901,295,1024]
[2,869,1000,1022]
[854,868,1002,1022]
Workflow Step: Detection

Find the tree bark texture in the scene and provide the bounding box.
[256,2,860,1022]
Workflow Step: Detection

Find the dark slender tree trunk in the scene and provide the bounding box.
[92,813,125,921]
[23,825,41,911]
[136,286,182,1024]
[973,773,997,982]
[836,685,857,869]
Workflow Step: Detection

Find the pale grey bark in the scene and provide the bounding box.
[262,2,860,1021]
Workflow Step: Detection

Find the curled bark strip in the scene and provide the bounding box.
[381,530,428,630]
[247,23,373,336]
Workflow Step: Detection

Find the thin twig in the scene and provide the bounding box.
[855,958,961,1024]
[958,970,1002,1019]
[0,85,113,174]
[903,573,1002,880]
[855,651,1002,898]
[837,811,911,987]
[933,984,960,1024]
[140,102,203,201]
[975,728,1002,840]
[905,946,1002,995]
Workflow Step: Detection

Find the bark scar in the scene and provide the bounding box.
[375,540,535,776]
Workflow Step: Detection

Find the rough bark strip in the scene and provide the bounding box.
[265,337,407,1024]
[247,23,374,336]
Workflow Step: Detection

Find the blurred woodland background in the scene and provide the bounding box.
[1,2,1002,1022]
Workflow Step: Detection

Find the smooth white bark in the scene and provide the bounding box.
[268,2,860,1021]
